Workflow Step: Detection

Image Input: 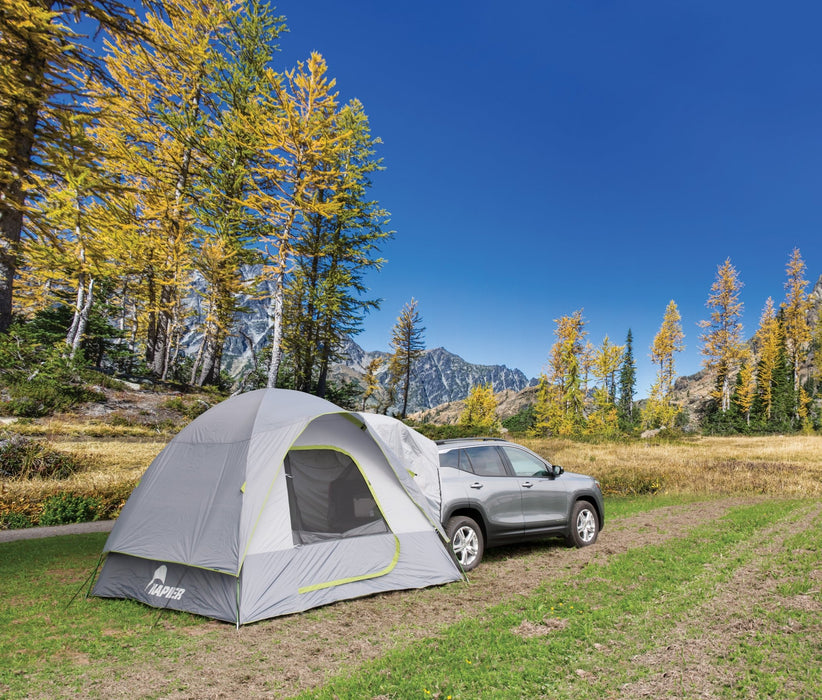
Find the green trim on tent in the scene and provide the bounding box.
[340,412,365,429]
[236,409,341,574]
[298,535,401,594]
[288,444,401,590]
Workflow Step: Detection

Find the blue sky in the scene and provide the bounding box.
[276,1,822,397]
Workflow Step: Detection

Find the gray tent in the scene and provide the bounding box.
[93,389,463,624]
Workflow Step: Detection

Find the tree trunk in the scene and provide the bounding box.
[196,329,222,387]
[66,275,94,359]
[0,37,46,332]
[401,356,411,418]
[266,268,285,388]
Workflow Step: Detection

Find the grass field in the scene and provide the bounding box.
[1,495,821,698]
[521,434,822,497]
[3,433,822,526]
[1,432,821,697]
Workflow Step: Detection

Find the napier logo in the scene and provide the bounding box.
[145,564,186,601]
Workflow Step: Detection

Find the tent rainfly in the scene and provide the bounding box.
[92,389,463,624]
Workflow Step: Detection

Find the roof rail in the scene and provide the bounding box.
[435,436,507,445]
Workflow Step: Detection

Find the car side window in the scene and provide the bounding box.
[501,446,548,477]
[464,446,507,477]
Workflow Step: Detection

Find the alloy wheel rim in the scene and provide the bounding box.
[577,509,596,542]
[453,526,479,566]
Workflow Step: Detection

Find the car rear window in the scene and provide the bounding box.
[439,449,461,470]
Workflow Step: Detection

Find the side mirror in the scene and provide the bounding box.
[551,464,564,477]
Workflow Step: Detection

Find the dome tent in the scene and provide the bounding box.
[92,389,463,624]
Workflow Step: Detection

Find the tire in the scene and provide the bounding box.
[446,515,484,571]
[566,501,599,547]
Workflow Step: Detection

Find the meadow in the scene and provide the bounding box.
[1,431,821,698]
[4,428,822,525]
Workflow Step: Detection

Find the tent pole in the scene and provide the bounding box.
[66,553,105,609]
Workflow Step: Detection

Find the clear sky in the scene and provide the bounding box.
[275,1,822,397]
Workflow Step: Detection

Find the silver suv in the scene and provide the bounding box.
[437,438,604,570]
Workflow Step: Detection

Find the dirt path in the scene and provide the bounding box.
[618,500,822,698]
[0,520,115,543]
[76,497,767,699]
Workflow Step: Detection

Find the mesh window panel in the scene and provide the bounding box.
[284,449,389,545]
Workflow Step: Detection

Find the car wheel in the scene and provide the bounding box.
[566,501,599,547]
[446,515,484,571]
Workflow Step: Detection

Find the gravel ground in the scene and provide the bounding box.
[0,520,115,543]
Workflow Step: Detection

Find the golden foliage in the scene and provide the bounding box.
[459,382,498,430]
[781,247,812,391]
[644,300,685,428]
[699,258,745,411]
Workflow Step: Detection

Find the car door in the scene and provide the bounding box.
[500,446,568,531]
[461,446,524,538]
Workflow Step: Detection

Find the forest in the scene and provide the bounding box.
[526,250,822,438]
[0,0,409,407]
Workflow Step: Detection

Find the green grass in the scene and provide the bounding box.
[1,497,820,698]
[294,499,822,699]
[0,533,209,698]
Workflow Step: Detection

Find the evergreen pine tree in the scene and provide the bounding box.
[389,299,425,418]
[618,328,636,429]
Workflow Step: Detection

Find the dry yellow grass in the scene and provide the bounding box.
[0,438,167,521]
[51,439,167,475]
[3,432,822,524]
[518,434,822,497]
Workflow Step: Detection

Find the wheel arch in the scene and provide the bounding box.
[572,493,604,529]
[443,504,487,542]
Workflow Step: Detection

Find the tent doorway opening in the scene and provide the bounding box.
[284,448,390,545]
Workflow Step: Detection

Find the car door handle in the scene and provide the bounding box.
[469,482,484,489]
[521,481,534,488]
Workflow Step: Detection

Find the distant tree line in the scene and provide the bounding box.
[0,0,391,400]
[530,248,821,437]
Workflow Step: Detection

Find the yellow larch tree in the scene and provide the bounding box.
[643,300,685,429]
[20,110,119,357]
[459,382,498,431]
[586,335,624,438]
[699,258,745,412]
[0,0,142,333]
[94,0,239,378]
[734,347,756,426]
[243,53,344,388]
[752,297,783,420]
[534,310,587,437]
[360,356,383,411]
[189,1,287,386]
[388,298,425,418]
[781,247,812,396]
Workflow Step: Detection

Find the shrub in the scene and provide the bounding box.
[162,395,211,420]
[38,492,103,526]
[0,476,139,529]
[0,434,82,479]
[0,512,34,530]
[0,317,106,418]
[502,406,536,434]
